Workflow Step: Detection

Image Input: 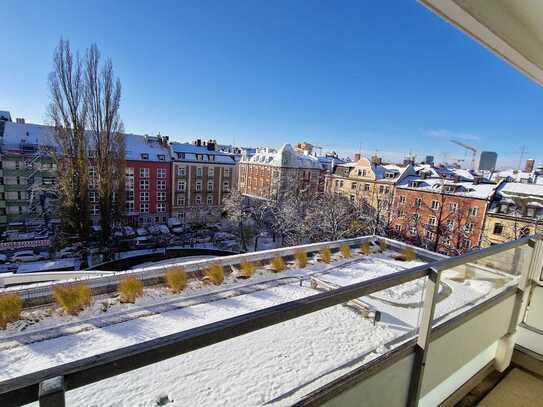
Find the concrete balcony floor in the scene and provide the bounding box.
[478,368,543,406]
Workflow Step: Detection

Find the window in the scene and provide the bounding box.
[157,168,166,178]
[364,183,370,191]
[177,180,186,192]
[415,197,422,208]
[158,154,165,161]
[195,195,202,205]
[425,230,435,240]
[141,153,149,160]
[208,154,215,162]
[196,180,202,191]
[207,180,214,192]
[430,200,439,210]
[395,224,402,232]
[126,201,134,213]
[208,167,215,177]
[428,216,437,226]
[396,209,404,218]
[460,239,471,250]
[196,167,203,177]
[140,168,149,178]
[399,195,406,204]
[447,219,454,230]
[441,236,450,245]
[157,180,166,190]
[379,185,385,194]
[385,172,396,179]
[464,223,474,233]
[448,202,458,212]
[224,168,231,178]
[140,203,149,213]
[223,180,230,192]
[527,207,536,217]
[351,182,357,190]
[157,191,166,202]
[89,191,97,203]
[207,195,213,205]
[89,167,96,178]
[157,203,166,212]
[196,154,203,161]
[140,179,149,190]
[126,167,134,176]
[493,223,503,235]
[176,152,185,160]
[126,190,134,201]
[177,166,186,177]
[469,207,478,217]
[91,205,99,216]
[140,191,149,202]
[410,226,417,236]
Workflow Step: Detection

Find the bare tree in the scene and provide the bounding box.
[85,44,126,244]
[48,39,91,241]
[223,189,251,251]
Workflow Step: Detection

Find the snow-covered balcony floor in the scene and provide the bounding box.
[0,250,516,407]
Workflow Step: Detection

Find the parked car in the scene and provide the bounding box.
[11,250,42,263]
[0,254,8,264]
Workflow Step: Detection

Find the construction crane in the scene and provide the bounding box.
[450,139,477,170]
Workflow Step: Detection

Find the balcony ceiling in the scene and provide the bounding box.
[420,0,543,85]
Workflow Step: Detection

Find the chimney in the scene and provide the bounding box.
[207,139,216,151]
[473,176,480,185]
[194,139,202,147]
[16,118,25,124]
[354,153,361,162]
[371,155,382,165]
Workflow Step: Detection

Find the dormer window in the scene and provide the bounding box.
[384,172,396,179]
[409,181,421,188]
[157,154,165,161]
[176,152,185,160]
[141,153,149,160]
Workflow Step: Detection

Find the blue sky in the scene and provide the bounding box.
[1,0,541,168]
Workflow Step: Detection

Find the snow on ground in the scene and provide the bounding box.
[0,249,518,406]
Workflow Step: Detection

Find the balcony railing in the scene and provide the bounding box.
[0,235,541,406]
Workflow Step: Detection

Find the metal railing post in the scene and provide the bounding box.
[39,376,65,407]
[407,267,441,407]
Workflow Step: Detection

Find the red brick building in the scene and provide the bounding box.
[124,134,172,225]
[391,175,497,255]
[239,144,321,200]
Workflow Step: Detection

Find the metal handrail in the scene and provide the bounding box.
[0,234,540,406]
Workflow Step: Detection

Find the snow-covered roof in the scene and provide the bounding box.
[498,182,543,198]
[373,164,411,181]
[1,122,56,147]
[171,142,236,164]
[398,175,498,199]
[243,144,321,169]
[124,134,172,162]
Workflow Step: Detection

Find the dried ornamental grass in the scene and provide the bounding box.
[204,263,225,285]
[379,239,387,253]
[319,248,332,263]
[165,267,188,293]
[53,284,92,315]
[238,261,256,279]
[360,242,370,256]
[270,256,285,273]
[295,251,308,269]
[339,244,351,258]
[395,248,417,262]
[119,277,144,303]
[0,293,23,329]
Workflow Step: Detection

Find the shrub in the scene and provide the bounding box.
[119,277,144,304]
[0,293,23,329]
[395,248,417,262]
[270,256,285,273]
[53,284,92,315]
[204,263,225,285]
[379,239,387,253]
[360,242,370,256]
[319,248,332,263]
[339,244,351,258]
[295,251,308,269]
[238,261,256,279]
[165,267,187,293]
